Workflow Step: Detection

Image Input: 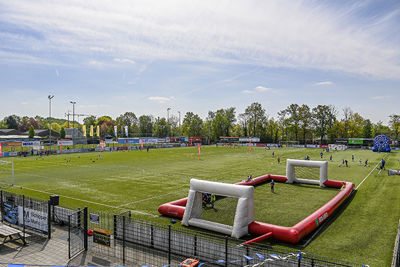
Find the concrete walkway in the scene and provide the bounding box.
[0,226,69,266]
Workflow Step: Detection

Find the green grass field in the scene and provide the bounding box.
[1,146,400,266]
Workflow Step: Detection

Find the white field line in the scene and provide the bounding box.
[19,186,158,217]
[116,186,187,208]
[356,154,388,190]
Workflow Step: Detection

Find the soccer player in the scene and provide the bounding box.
[320,151,323,159]
[277,157,281,164]
[380,158,386,170]
[364,159,369,167]
[270,179,275,193]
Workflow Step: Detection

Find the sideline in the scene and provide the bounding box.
[355,154,388,190]
[18,186,158,217]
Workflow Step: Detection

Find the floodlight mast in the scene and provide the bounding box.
[167,107,171,137]
[48,95,54,150]
[70,101,76,137]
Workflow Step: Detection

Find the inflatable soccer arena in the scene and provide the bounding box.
[158,159,354,245]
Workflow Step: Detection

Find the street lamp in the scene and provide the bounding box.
[48,95,54,150]
[70,101,76,137]
[167,108,171,137]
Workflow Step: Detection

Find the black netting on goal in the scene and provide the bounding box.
[294,166,320,180]
[200,193,238,227]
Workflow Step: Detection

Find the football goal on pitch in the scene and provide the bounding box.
[0,160,14,187]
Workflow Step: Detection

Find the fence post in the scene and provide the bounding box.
[47,200,52,239]
[22,195,25,236]
[225,236,228,267]
[194,235,197,257]
[150,225,154,248]
[122,215,126,265]
[168,224,171,265]
[0,190,3,223]
[113,214,117,239]
[311,258,314,267]
[68,215,71,259]
[298,257,301,267]
[83,207,88,251]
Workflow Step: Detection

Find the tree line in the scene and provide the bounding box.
[1,103,399,144]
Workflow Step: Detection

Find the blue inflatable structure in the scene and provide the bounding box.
[372,135,391,152]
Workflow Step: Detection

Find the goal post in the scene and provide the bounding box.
[0,160,14,187]
[286,159,328,187]
[182,178,254,239]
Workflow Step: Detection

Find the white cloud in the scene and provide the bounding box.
[1,1,400,79]
[243,86,275,94]
[148,96,175,103]
[314,81,333,86]
[114,58,135,64]
[255,86,272,92]
[371,96,386,100]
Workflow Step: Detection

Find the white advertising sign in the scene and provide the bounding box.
[18,206,48,234]
[22,141,41,147]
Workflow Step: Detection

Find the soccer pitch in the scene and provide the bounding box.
[2,146,400,266]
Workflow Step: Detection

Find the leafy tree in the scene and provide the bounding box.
[238,113,249,137]
[298,104,312,144]
[182,112,203,137]
[243,103,266,137]
[96,116,113,127]
[373,121,391,137]
[139,115,153,137]
[83,115,97,126]
[60,127,66,138]
[342,107,353,138]
[5,115,19,129]
[153,118,169,138]
[362,119,372,138]
[389,114,400,141]
[278,104,300,141]
[312,105,337,144]
[28,125,35,138]
[348,113,364,138]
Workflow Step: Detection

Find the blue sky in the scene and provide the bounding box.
[0,0,399,124]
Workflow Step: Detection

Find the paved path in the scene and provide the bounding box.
[0,225,69,266]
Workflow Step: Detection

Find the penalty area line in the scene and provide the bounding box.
[356,154,388,190]
[18,186,158,217]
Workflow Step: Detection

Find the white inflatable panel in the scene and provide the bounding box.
[182,179,254,239]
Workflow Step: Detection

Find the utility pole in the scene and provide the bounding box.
[70,101,76,137]
[65,111,71,128]
[48,95,54,148]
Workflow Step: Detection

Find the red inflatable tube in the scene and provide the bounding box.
[248,181,354,243]
[158,174,354,245]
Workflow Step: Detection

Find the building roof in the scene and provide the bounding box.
[0,129,23,135]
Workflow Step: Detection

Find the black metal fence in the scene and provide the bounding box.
[0,190,362,266]
[393,219,400,267]
[0,190,51,238]
[68,208,87,259]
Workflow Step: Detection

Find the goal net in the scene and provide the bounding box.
[286,159,328,187]
[293,166,320,181]
[0,160,14,187]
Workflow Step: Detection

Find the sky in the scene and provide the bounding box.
[0,0,399,124]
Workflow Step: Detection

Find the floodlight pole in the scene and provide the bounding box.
[167,107,171,137]
[70,101,76,137]
[178,111,181,138]
[48,95,54,150]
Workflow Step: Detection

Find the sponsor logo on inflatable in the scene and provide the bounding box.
[315,212,328,226]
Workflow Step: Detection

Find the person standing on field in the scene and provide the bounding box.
[270,179,275,193]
